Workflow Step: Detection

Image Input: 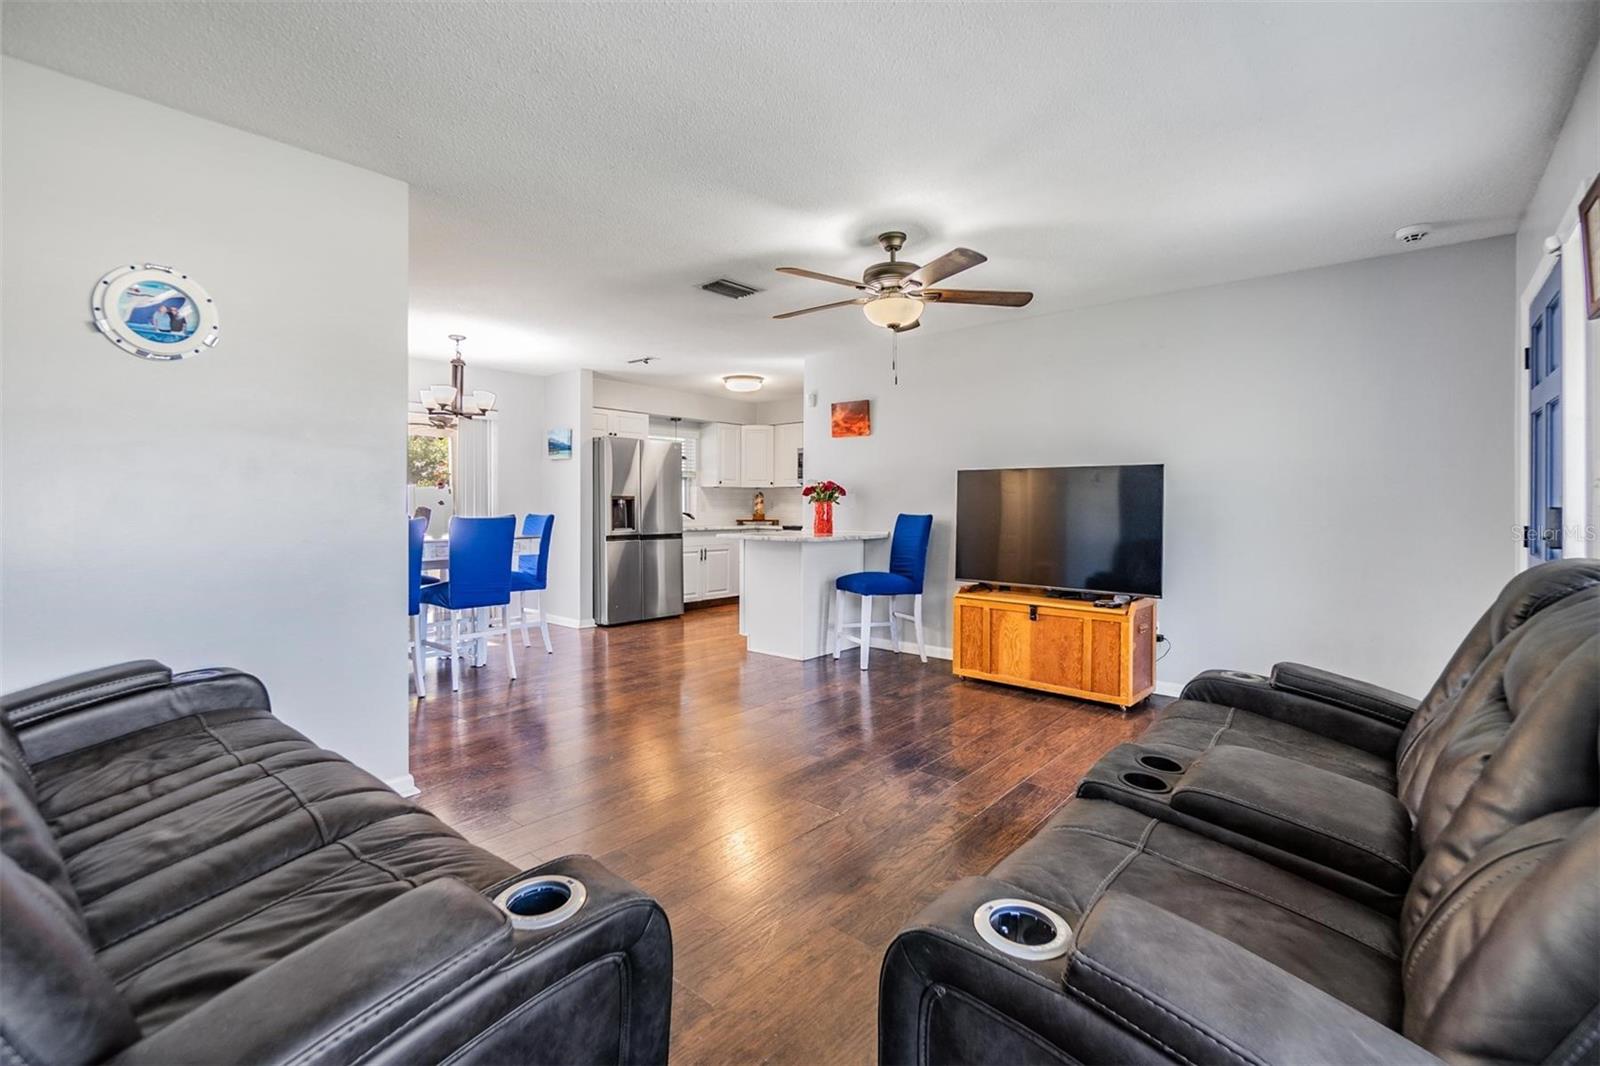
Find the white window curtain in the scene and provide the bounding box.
[454,416,497,516]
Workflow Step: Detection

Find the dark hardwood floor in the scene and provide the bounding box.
[409,604,1160,1065]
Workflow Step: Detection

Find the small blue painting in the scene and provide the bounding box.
[547,427,573,460]
[116,280,199,343]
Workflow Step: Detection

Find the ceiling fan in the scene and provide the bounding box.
[773,231,1033,332]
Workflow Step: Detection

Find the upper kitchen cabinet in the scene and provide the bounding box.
[699,422,743,487]
[592,407,649,439]
[773,423,802,487]
[740,425,775,487]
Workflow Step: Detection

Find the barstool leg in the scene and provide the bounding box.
[517,591,531,647]
[411,615,426,696]
[859,595,872,671]
[504,603,519,680]
[889,595,902,654]
[914,594,927,663]
[833,590,844,660]
[537,591,552,653]
[449,610,462,692]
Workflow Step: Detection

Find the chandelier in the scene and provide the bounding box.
[419,334,497,427]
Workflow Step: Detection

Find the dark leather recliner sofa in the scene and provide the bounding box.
[0,661,671,1065]
[882,559,1599,1065]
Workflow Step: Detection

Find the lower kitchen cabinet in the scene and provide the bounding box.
[683,533,740,603]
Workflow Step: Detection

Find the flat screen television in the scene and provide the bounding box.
[955,464,1164,597]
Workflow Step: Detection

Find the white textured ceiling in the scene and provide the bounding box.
[5,2,1596,399]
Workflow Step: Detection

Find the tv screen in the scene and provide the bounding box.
[955,464,1164,597]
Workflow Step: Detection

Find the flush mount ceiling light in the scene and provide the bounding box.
[773,231,1033,332]
[722,374,765,393]
[419,334,497,427]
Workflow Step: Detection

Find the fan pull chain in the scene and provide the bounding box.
[891,330,899,386]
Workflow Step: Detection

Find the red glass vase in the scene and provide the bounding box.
[812,500,834,537]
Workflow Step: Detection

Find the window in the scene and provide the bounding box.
[408,429,453,489]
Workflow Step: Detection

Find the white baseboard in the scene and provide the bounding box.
[1154,681,1183,698]
[546,615,594,630]
[862,636,954,660]
[386,773,420,798]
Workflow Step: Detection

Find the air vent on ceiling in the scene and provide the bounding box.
[701,278,762,299]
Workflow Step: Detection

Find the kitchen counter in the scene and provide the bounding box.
[684,523,792,533]
[718,530,889,660]
[716,530,885,543]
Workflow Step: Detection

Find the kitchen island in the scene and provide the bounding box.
[717,530,889,660]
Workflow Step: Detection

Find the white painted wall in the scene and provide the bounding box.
[805,237,1515,696]
[408,358,546,520]
[1,60,411,782]
[542,370,594,625]
[1513,39,1599,554]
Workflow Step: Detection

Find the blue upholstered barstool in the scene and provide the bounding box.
[421,515,519,691]
[408,516,431,696]
[510,513,554,653]
[834,513,933,671]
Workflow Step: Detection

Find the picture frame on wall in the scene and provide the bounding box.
[547,427,574,460]
[1581,173,1600,320]
[831,399,870,438]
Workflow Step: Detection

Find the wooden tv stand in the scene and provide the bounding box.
[951,586,1157,708]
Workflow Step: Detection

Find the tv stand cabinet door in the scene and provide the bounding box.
[1030,608,1089,692]
[985,603,1033,681]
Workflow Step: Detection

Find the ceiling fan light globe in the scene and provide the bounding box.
[863,293,924,330]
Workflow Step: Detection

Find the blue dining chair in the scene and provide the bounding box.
[421,515,519,691]
[833,513,933,671]
[408,516,430,696]
[510,513,555,653]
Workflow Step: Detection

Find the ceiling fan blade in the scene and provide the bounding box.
[776,266,868,290]
[905,248,986,288]
[772,297,869,320]
[921,288,1034,307]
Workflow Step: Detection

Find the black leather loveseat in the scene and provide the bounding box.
[882,559,1599,1065]
[0,661,671,1065]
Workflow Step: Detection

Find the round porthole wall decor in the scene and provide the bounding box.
[91,263,220,361]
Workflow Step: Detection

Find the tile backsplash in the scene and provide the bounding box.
[688,484,806,526]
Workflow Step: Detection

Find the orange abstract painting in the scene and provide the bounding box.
[831,400,870,438]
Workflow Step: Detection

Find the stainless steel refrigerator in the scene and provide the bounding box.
[593,436,684,625]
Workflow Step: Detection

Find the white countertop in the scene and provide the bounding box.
[716,530,888,543]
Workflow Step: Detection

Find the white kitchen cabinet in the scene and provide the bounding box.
[683,532,740,602]
[773,422,803,487]
[682,546,703,601]
[699,423,743,487]
[592,407,648,439]
[703,544,734,597]
[740,424,775,487]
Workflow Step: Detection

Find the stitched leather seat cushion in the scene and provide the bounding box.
[991,798,1403,1027]
[1134,699,1397,792]
[27,708,515,1034]
[835,571,918,597]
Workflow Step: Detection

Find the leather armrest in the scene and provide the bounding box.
[2,660,172,730]
[115,877,512,1065]
[1065,892,1442,1065]
[1169,745,1412,894]
[8,666,270,764]
[1180,669,1404,756]
[117,856,672,1066]
[1269,662,1418,728]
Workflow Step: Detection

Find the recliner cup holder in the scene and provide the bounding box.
[1135,754,1186,774]
[1119,771,1172,794]
[492,875,587,930]
[974,899,1071,961]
